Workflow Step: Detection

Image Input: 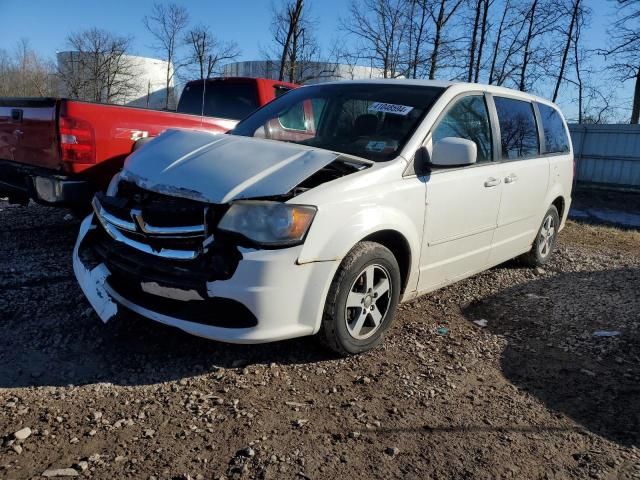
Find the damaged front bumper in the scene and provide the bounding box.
[72,214,338,344]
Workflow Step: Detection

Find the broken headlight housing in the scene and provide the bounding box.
[218,201,316,247]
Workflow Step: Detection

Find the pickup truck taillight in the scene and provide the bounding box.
[59,116,96,164]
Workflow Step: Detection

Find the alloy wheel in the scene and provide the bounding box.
[537,214,556,258]
[344,264,392,340]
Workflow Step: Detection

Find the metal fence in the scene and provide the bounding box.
[569,124,640,190]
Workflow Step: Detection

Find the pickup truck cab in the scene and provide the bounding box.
[73,80,573,355]
[0,77,297,210]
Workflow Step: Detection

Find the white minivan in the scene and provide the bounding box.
[73,80,573,355]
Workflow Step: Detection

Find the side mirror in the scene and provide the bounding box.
[431,137,477,167]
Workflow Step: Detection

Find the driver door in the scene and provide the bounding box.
[418,93,503,291]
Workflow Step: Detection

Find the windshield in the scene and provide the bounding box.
[231,83,444,161]
[177,81,259,120]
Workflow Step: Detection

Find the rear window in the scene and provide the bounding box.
[537,103,570,154]
[177,81,259,120]
[494,96,539,160]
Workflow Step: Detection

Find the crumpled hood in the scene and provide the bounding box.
[121,129,340,203]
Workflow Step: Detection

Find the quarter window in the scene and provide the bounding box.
[432,95,493,163]
[494,97,539,160]
[537,103,570,154]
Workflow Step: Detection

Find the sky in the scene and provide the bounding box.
[0,0,632,121]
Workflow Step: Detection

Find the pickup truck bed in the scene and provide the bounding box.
[0,77,297,209]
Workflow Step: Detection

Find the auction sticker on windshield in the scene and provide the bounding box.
[368,102,414,116]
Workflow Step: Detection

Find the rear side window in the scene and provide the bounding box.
[432,95,493,163]
[494,97,539,160]
[537,103,570,154]
[177,82,259,120]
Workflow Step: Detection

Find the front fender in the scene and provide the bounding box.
[298,203,422,291]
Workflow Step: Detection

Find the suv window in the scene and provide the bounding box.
[537,103,570,154]
[432,95,492,163]
[494,97,539,160]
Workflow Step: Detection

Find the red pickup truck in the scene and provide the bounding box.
[0,77,297,210]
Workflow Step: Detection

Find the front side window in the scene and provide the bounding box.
[494,97,539,160]
[537,103,570,154]
[232,83,444,161]
[432,95,493,163]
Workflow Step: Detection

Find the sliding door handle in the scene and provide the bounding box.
[484,177,501,187]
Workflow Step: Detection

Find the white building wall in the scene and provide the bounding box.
[56,52,175,109]
[222,60,386,85]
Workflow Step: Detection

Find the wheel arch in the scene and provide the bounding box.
[361,229,412,294]
[551,195,565,219]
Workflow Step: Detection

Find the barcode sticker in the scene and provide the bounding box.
[368,102,414,116]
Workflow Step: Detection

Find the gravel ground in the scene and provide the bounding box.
[0,199,639,480]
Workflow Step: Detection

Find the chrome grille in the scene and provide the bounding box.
[92,189,208,261]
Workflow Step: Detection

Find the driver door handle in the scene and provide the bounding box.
[484,177,501,188]
[504,173,518,184]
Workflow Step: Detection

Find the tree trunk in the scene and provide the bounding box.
[519,0,538,92]
[412,2,427,79]
[631,68,640,124]
[468,0,482,82]
[278,0,304,82]
[573,31,583,123]
[429,0,446,80]
[553,0,579,102]
[489,0,509,84]
[474,0,489,83]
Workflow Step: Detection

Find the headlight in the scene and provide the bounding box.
[218,201,317,247]
[106,172,121,196]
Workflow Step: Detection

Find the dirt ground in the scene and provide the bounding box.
[0,199,639,480]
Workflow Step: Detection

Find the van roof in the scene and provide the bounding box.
[312,78,557,108]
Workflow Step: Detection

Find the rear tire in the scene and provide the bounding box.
[319,241,401,355]
[521,205,560,267]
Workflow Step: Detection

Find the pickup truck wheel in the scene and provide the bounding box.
[319,241,401,355]
[521,205,560,267]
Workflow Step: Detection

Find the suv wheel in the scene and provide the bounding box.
[521,205,560,267]
[319,241,401,355]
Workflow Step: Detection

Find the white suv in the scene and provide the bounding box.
[73,80,573,355]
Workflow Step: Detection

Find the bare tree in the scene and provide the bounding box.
[552,0,582,102]
[404,0,432,79]
[183,25,240,79]
[58,28,138,104]
[603,0,640,123]
[516,0,559,92]
[473,0,491,82]
[467,0,483,82]
[427,0,464,79]
[488,0,535,86]
[267,0,321,83]
[518,0,539,91]
[143,2,189,109]
[0,39,56,97]
[342,0,408,78]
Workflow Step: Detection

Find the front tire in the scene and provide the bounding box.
[319,241,401,355]
[521,205,560,267]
